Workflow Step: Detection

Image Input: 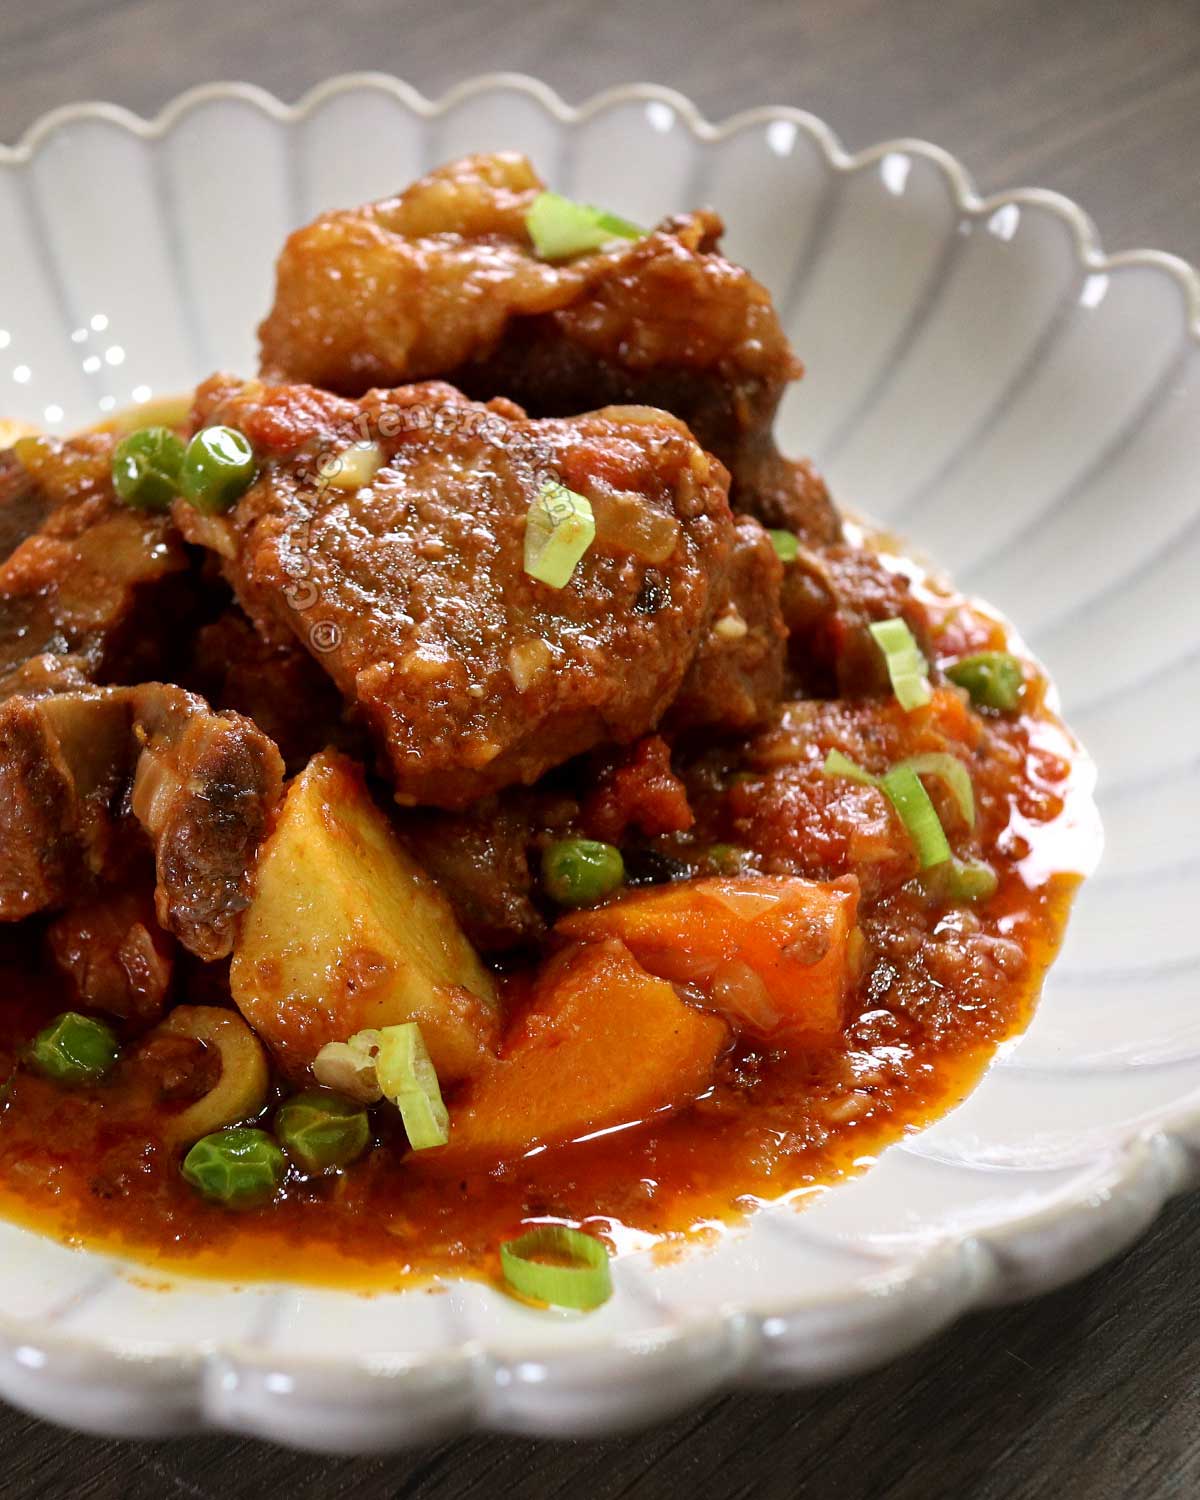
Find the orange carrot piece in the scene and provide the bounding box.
[432,939,728,1165]
[558,875,859,1049]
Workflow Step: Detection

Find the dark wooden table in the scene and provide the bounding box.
[2,1,1199,1495]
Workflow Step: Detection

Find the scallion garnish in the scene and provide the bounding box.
[524,479,595,589]
[879,763,952,868]
[526,191,645,261]
[822,750,953,869]
[869,617,932,711]
[822,748,879,788]
[374,1023,449,1150]
[499,1225,613,1310]
[768,529,800,564]
[924,856,999,904]
[946,651,1024,713]
[901,752,975,828]
[822,747,995,900]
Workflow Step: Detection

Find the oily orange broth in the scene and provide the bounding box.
[0,764,1091,1292]
[0,551,1099,1293]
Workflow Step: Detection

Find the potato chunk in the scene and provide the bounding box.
[431,938,728,1165]
[231,750,499,1082]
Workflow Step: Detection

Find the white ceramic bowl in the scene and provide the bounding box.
[1,73,1198,1452]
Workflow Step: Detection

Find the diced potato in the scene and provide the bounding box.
[431,939,728,1165]
[89,394,192,436]
[231,750,499,1083]
[558,875,860,1049]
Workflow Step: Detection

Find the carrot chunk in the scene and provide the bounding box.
[433,939,728,1164]
[558,875,859,1049]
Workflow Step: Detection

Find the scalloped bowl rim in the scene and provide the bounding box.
[4,71,1198,340]
[0,71,1197,1448]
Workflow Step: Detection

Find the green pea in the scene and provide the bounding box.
[946,651,1024,713]
[276,1088,370,1174]
[541,838,625,907]
[111,426,185,512]
[768,528,799,564]
[181,1127,286,1208]
[179,425,257,515]
[29,1012,120,1085]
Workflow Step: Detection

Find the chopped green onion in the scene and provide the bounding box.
[901,752,976,828]
[822,748,880,788]
[946,651,1024,713]
[924,856,1000,904]
[29,1011,120,1085]
[880,764,952,868]
[375,1023,449,1150]
[111,426,185,512]
[526,192,645,261]
[179,425,257,515]
[768,529,800,564]
[541,838,625,906]
[524,480,596,588]
[499,1224,613,1310]
[181,1127,286,1208]
[822,751,952,869]
[869,617,932,711]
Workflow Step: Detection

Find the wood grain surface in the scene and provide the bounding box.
[2,1,1199,1495]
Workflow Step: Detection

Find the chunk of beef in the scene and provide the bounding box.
[129,684,286,959]
[0,433,193,685]
[782,542,934,698]
[400,793,557,955]
[0,448,53,563]
[257,153,840,543]
[176,376,738,809]
[0,652,94,704]
[0,684,284,959]
[185,608,364,774]
[46,879,175,1024]
[758,457,836,543]
[581,735,694,844]
[0,688,134,918]
[669,514,787,732]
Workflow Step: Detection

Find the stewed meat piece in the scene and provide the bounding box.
[782,541,934,699]
[669,513,787,732]
[399,792,557,956]
[0,432,192,686]
[0,448,53,563]
[130,683,286,959]
[0,652,95,704]
[174,376,745,808]
[257,153,840,543]
[46,880,176,1024]
[185,607,365,774]
[0,683,284,959]
[0,687,134,919]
